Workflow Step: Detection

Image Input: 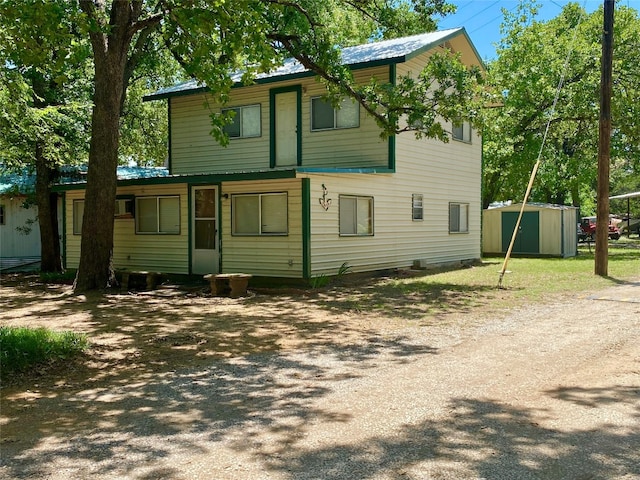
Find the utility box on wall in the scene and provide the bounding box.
[483,203,578,258]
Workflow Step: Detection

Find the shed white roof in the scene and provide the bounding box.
[610,191,640,200]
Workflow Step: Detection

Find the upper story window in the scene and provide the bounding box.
[452,121,472,143]
[449,202,469,233]
[0,205,5,225]
[339,195,373,236]
[232,192,288,236]
[222,104,261,139]
[412,194,424,221]
[311,97,359,131]
[136,196,180,234]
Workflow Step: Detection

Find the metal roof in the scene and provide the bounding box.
[1,166,169,195]
[146,28,473,100]
[487,202,578,211]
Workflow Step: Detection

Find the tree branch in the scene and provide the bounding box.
[78,0,108,61]
[259,0,321,27]
[269,34,393,131]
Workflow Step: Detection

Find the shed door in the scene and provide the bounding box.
[501,211,540,254]
[191,186,219,274]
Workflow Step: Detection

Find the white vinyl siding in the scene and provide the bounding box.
[170,87,270,175]
[303,118,481,276]
[232,192,288,235]
[169,68,389,174]
[65,186,189,274]
[0,195,47,259]
[301,67,388,168]
[221,179,302,277]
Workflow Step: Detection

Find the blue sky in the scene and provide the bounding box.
[437,0,638,61]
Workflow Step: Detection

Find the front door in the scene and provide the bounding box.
[191,186,219,274]
[272,88,300,166]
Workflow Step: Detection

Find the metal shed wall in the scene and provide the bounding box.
[483,204,577,258]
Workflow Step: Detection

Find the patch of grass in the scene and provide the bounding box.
[0,326,88,381]
[359,246,640,319]
[39,269,77,284]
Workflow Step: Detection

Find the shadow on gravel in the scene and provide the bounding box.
[4,363,637,479]
[1,345,437,479]
[1,280,439,479]
[2,269,637,479]
[264,390,640,479]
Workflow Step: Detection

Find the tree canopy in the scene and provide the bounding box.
[482,1,640,213]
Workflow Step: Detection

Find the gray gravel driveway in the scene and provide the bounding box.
[1,282,639,479]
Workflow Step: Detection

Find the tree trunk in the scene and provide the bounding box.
[74,1,156,292]
[35,143,62,272]
[74,58,126,292]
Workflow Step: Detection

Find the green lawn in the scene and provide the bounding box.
[0,326,88,381]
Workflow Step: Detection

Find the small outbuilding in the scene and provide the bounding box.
[483,203,578,258]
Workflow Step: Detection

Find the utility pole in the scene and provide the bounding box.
[595,0,614,276]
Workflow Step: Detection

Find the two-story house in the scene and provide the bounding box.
[59,28,483,282]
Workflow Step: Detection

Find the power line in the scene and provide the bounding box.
[440,0,501,28]
[468,4,521,34]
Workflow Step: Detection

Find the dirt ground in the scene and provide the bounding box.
[0,272,639,479]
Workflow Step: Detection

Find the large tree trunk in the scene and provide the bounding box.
[35,143,62,272]
[73,1,159,292]
[74,33,129,291]
[74,66,125,291]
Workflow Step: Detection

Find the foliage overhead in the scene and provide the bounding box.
[0,0,92,173]
[482,1,640,213]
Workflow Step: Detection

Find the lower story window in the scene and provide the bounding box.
[449,202,469,233]
[0,204,6,225]
[232,192,288,235]
[73,200,84,234]
[136,196,180,234]
[340,195,373,236]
